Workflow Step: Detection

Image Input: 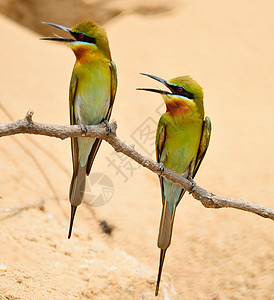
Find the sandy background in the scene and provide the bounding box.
[0,0,274,299]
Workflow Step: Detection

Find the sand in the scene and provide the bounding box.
[0,1,273,299]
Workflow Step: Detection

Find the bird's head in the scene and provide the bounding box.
[138,73,204,117]
[41,20,111,60]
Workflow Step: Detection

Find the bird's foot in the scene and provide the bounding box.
[103,119,112,135]
[158,162,165,175]
[80,124,88,136]
[188,176,196,194]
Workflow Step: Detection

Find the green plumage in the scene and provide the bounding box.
[42,20,117,239]
[68,23,117,239]
[138,74,211,296]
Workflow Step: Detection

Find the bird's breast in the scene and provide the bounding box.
[73,60,111,125]
[161,116,203,175]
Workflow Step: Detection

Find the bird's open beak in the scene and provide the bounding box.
[137,73,172,95]
[40,22,74,42]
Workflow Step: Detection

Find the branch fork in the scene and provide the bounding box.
[0,110,273,221]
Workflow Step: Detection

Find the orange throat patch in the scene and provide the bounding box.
[166,100,190,115]
[73,46,89,62]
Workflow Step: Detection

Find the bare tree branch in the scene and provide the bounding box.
[0,110,273,221]
[0,293,8,300]
[0,199,44,215]
[0,107,67,218]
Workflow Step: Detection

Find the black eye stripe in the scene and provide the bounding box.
[169,85,194,99]
[70,32,96,44]
[185,91,194,99]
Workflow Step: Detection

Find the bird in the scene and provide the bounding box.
[41,21,117,239]
[138,73,211,296]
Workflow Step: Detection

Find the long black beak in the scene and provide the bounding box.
[137,73,172,95]
[40,22,74,42]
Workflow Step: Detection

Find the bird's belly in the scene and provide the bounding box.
[75,93,110,125]
[161,123,202,176]
[73,63,111,167]
[74,65,111,125]
[161,122,202,211]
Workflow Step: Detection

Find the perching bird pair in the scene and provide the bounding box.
[42,20,211,296]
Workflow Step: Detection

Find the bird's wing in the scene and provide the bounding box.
[86,60,117,175]
[69,72,79,174]
[193,116,212,178]
[156,116,167,203]
[156,116,167,164]
[105,60,118,121]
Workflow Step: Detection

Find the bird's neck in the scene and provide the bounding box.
[72,44,111,64]
[166,100,204,122]
[166,101,189,116]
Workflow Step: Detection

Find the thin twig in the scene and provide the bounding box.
[0,102,70,176]
[0,111,273,221]
[0,199,44,214]
[0,105,68,217]
[0,293,8,300]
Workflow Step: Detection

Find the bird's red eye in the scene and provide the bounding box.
[79,33,84,39]
[178,87,183,93]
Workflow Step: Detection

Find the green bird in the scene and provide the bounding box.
[138,73,211,296]
[41,21,117,239]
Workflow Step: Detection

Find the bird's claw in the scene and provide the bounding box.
[158,162,165,175]
[80,124,88,136]
[103,119,111,135]
[188,176,196,194]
